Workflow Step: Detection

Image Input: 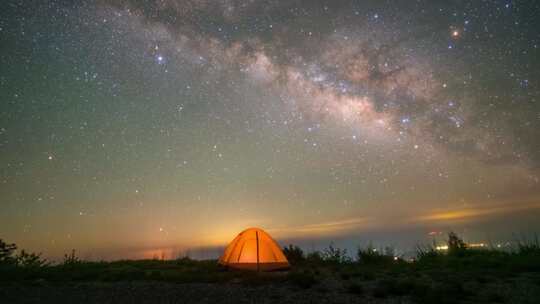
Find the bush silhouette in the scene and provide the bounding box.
[282,244,305,265]
[305,250,324,264]
[0,239,47,268]
[17,250,47,268]
[357,244,395,265]
[515,234,540,256]
[447,232,467,256]
[0,239,18,265]
[416,240,441,261]
[63,249,81,266]
[322,243,350,263]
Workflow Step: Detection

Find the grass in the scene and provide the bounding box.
[346,282,364,295]
[287,270,318,289]
[1,233,540,303]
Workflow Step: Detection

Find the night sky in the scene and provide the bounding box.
[1,0,540,260]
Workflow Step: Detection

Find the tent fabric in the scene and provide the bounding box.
[219,227,290,271]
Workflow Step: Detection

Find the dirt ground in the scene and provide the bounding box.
[0,281,407,304]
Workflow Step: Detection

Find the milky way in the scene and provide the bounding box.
[1,0,539,259]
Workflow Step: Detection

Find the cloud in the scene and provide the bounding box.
[415,202,540,223]
[268,217,370,238]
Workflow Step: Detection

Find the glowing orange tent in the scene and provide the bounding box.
[219,227,290,271]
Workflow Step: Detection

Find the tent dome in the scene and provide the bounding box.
[219,227,289,271]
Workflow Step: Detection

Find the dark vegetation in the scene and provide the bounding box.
[2,233,540,303]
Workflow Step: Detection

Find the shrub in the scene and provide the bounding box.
[63,249,81,266]
[322,244,351,264]
[515,234,540,256]
[175,256,197,266]
[447,232,467,256]
[0,239,18,265]
[17,250,48,268]
[282,244,305,265]
[357,245,395,265]
[0,239,47,269]
[306,251,324,264]
[416,240,441,262]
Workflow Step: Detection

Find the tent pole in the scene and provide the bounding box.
[256,230,260,272]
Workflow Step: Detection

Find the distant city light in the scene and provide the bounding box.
[436,245,448,251]
[468,243,486,248]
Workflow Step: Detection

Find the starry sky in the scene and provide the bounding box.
[1,0,540,260]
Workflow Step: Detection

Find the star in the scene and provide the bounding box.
[1,0,539,262]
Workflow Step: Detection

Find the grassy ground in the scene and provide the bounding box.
[1,235,540,303]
